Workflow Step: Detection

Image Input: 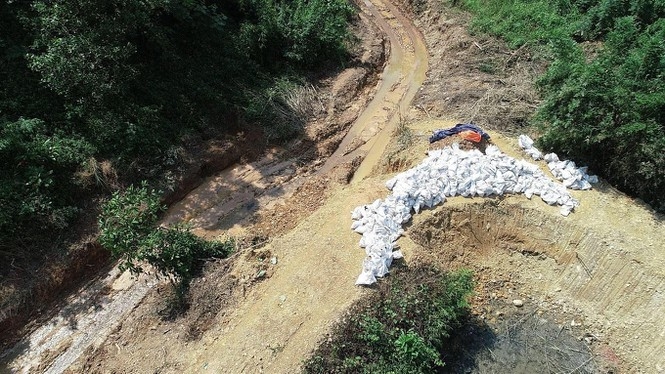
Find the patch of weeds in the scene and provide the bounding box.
[245,77,325,143]
[384,118,416,173]
[393,118,414,152]
[302,266,474,373]
[478,61,498,74]
[458,0,582,50]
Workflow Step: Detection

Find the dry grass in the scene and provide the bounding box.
[412,7,547,134]
[260,82,329,142]
[283,83,326,120]
[393,115,415,152]
[464,61,542,133]
[75,158,119,191]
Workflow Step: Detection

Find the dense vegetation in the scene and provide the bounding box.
[459,0,665,212]
[0,0,354,268]
[303,267,474,373]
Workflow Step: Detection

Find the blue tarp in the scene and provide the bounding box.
[429,123,490,143]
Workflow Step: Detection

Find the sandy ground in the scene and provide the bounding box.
[2,0,664,373]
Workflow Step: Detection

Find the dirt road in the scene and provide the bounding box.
[165,0,429,371]
[317,0,427,180]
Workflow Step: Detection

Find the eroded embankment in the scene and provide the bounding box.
[408,200,665,372]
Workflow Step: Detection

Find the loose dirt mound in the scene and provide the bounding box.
[405,196,664,373]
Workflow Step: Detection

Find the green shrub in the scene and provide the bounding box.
[233,0,355,69]
[394,329,444,372]
[98,183,164,274]
[303,267,474,374]
[98,183,234,294]
[537,16,665,211]
[456,0,665,212]
[142,225,235,286]
[459,0,583,49]
[579,0,665,39]
[0,118,94,257]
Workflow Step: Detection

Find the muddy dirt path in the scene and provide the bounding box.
[163,0,427,239]
[0,0,428,372]
[169,0,428,371]
[317,0,427,180]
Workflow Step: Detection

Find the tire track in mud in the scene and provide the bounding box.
[0,0,429,372]
[318,0,428,180]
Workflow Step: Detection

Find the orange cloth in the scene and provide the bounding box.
[459,130,482,143]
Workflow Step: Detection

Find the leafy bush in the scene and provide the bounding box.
[458,0,665,212]
[538,16,665,211]
[579,0,665,38]
[28,0,236,159]
[98,184,233,289]
[98,183,165,274]
[141,225,235,286]
[98,183,234,294]
[0,118,94,258]
[232,0,355,69]
[303,267,474,373]
[393,329,444,372]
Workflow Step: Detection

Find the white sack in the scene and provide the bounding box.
[518,134,542,160]
[352,141,589,285]
[519,135,599,190]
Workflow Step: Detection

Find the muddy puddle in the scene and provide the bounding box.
[442,305,595,373]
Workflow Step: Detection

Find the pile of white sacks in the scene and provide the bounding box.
[518,135,598,190]
[351,139,598,285]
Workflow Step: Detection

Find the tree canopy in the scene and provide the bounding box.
[462,0,665,212]
[0,0,354,266]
